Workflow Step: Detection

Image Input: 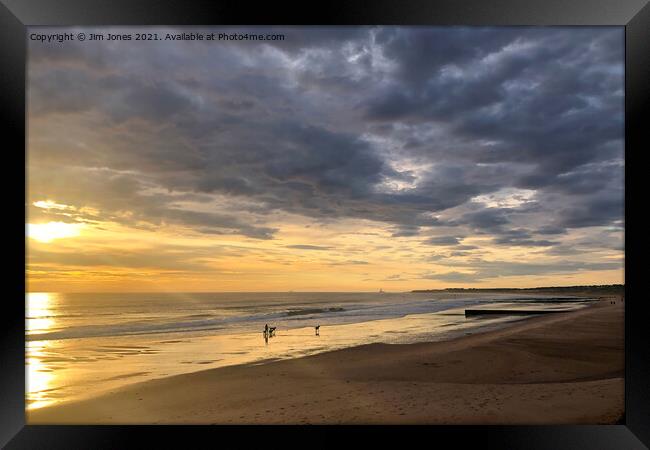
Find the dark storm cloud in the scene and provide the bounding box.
[458,208,510,230]
[425,236,462,246]
[373,27,517,87]
[492,235,557,247]
[391,226,421,237]
[364,28,623,239]
[28,26,623,253]
[557,194,624,229]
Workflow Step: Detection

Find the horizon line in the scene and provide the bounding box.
[26,283,625,295]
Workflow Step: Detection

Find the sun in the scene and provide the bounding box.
[27,222,84,243]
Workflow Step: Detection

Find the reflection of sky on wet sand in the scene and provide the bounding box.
[26,340,57,409]
[25,297,591,411]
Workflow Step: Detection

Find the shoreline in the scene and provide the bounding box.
[27,292,579,408]
[29,294,623,424]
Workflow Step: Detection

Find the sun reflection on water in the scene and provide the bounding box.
[26,292,57,409]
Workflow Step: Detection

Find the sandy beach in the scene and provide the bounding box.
[28,294,623,425]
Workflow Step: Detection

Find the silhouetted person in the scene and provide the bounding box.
[315,325,320,336]
[264,323,269,334]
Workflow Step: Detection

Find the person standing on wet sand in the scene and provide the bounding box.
[315,325,320,336]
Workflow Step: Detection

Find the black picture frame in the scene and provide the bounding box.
[2,0,648,448]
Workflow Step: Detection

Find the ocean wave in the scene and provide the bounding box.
[27,293,578,341]
[285,307,345,317]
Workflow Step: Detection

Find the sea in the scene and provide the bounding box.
[26,291,594,409]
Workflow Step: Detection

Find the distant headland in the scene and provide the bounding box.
[412,284,624,294]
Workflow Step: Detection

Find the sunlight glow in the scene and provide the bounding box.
[27,222,84,243]
[33,200,73,211]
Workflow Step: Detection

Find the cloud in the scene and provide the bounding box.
[27,244,231,272]
[420,271,481,283]
[391,226,420,237]
[383,274,405,281]
[425,236,462,246]
[491,229,557,247]
[27,167,276,239]
[285,244,332,251]
[328,260,369,266]
[27,26,624,272]
[421,259,622,282]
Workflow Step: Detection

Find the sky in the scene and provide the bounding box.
[26,26,624,292]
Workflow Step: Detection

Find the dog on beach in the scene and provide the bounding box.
[263,324,276,338]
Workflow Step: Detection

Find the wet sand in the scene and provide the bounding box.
[29,297,624,424]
